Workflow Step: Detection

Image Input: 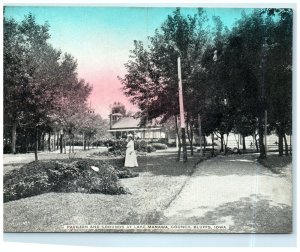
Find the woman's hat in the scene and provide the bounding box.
[127,133,133,138]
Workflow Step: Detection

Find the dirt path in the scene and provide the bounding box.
[161,154,292,233]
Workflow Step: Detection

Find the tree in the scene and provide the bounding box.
[3,17,24,153]
[120,8,210,161]
[120,8,293,160]
[264,9,292,156]
[4,13,55,158]
[111,102,126,116]
[219,10,270,158]
[4,13,93,159]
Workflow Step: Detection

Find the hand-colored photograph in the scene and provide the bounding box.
[3,5,293,233]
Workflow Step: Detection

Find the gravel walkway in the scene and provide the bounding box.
[161,154,292,233]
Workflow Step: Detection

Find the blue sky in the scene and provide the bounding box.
[4,6,253,118]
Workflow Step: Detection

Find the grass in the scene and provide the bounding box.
[258,154,292,174]
[4,151,201,232]
[4,151,292,233]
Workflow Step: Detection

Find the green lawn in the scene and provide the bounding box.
[258,154,292,174]
[4,151,201,232]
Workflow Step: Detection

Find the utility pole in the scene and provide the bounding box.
[177,56,187,162]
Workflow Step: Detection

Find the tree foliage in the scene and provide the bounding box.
[3,13,106,158]
[120,8,293,158]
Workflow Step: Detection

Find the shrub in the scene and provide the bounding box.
[3,159,136,203]
[3,143,11,154]
[4,161,58,202]
[93,139,156,157]
[207,142,218,146]
[167,142,177,148]
[108,139,127,151]
[151,143,168,150]
[107,149,126,157]
[148,138,168,144]
[135,140,148,152]
[147,145,156,153]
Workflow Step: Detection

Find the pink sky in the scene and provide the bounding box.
[5,7,250,120]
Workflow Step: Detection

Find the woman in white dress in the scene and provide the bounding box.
[124,134,138,168]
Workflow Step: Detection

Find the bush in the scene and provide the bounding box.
[207,142,218,146]
[3,159,136,203]
[107,149,126,157]
[167,142,177,148]
[149,138,168,144]
[150,143,168,150]
[147,145,156,153]
[4,161,57,202]
[3,143,11,153]
[134,140,148,152]
[93,139,156,157]
[65,140,84,146]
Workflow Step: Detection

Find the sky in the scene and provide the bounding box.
[4,6,253,119]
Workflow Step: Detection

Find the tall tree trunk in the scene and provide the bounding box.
[83,132,86,150]
[203,136,207,153]
[198,114,203,156]
[211,133,215,157]
[278,133,283,156]
[254,134,259,152]
[186,120,193,156]
[258,118,266,159]
[41,132,45,151]
[11,122,17,154]
[72,136,75,153]
[224,133,229,154]
[69,135,72,155]
[242,135,246,151]
[181,128,187,162]
[56,132,59,150]
[220,133,224,152]
[48,130,51,151]
[190,124,194,156]
[64,137,67,154]
[283,134,289,156]
[34,126,39,161]
[60,133,63,154]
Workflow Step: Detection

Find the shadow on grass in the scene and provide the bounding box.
[163,195,292,233]
[258,155,292,175]
[130,153,199,177]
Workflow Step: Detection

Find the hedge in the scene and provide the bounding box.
[150,143,168,150]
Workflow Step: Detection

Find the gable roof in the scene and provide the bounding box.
[111,117,140,129]
[111,116,161,129]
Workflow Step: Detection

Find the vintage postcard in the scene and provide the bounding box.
[3,4,293,234]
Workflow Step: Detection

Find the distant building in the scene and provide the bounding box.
[108,113,166,140]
